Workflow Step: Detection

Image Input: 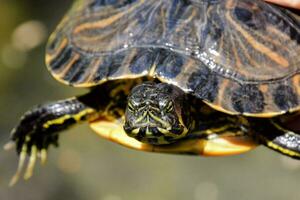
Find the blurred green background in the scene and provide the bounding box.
[1,1,300,200]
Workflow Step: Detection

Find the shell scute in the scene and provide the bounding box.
[46,0,300,116]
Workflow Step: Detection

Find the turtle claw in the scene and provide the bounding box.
[9,144,27,187]
[7,133,57,186]
[9,145,49,186]
[40,149,48,165]
[8,102,65,185]
[24,146,37,180]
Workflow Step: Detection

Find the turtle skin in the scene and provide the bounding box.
[46,0,300,116]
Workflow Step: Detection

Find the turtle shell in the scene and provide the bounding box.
[46,0,300,117]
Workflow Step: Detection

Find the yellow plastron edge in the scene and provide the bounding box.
[89,120,258,156]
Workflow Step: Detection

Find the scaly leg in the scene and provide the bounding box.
[254,118,300,159]
[5,93,101,186]
[6,80,139,185]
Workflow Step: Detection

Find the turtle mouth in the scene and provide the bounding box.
[124,126,187,145]
[123,115,189,144]
[129,124,162,130]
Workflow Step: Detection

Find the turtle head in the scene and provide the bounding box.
[124,82,191,145]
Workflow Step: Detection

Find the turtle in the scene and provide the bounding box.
[5,0,300,185]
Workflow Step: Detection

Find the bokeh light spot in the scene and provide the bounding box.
[12,20,47,52]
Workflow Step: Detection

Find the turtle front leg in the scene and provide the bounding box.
[5,96,99,186]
